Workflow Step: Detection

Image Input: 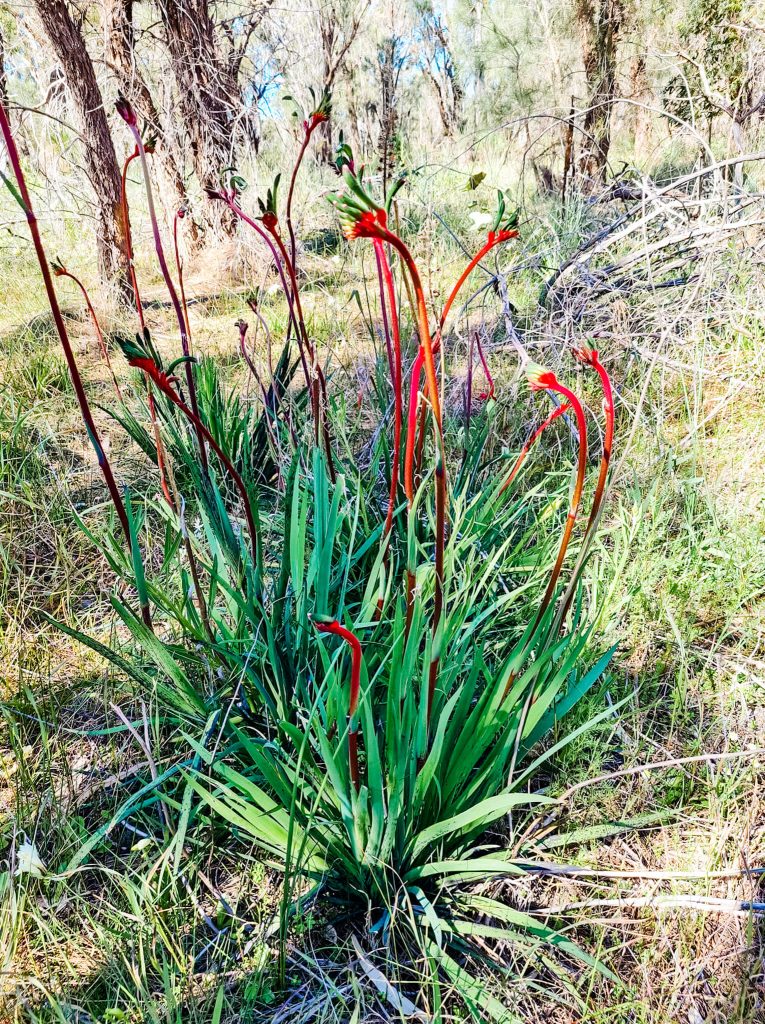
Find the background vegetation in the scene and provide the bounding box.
[1,1,765,1022]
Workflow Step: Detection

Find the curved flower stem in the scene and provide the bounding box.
[377,227,445,724]
[0,103,152,629]
[583,357,614,534]
[125,122,208,472]
[55,268,123,403]
[531,381,588,633]
[120,149,145,330]
[120,147,172,505]
[131,358,260,575]
[219,195,309,387]
[313,618,363,792]
[173,212,192,341]
[373,239,403,539]
[286,131,311,272]
[474,333,495,400]
[436,231,518,352]
[267,225,336,481]
[556,349,615,629]
[409,231,517,491]
[499,402,571,496]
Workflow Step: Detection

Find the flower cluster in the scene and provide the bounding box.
[328,167,389,242]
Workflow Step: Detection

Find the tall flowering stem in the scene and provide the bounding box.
[499,402,571,496]
[120,146,146,328]
[0,102,152,628]
[209,186,335,479]
[313,617,363,793]
[210,190,307,384]
[409,208,518,493]
[285,90,331,269]
[267,221,335,477]
[373,238,403,539]
[173,208,192,341]
[330,171,446,725]
[116,98,208,473]
[119,138,175,507]
[555,343,615,629]
[50,261,123,403]
[573,343,614,533]
[527,365,588,629]
[122,341,260,574]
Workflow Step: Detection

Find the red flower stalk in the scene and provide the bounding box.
[474,333,495,401]
[119,145,173,507]
[127,351,260,570]
[435,229,519,355]
[526,364,588,628]
[209,186,335,479]
[51,260,123,403]
[408,215,518,495]
[373,238,403,539]
[0,102,151,628]
[286,88,331,268]
[120,145,145,329]
[313,617,363,792]
[331,171,446,725]
[173,208,192,342]
[572,343,614,533]
[499,402,571,496]
[116,98,208,473]
[553,343,616,632]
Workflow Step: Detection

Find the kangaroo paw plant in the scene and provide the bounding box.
[3,102,622,1019]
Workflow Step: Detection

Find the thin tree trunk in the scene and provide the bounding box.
[574,0,624,184]
[33,0,130,293]
[156,0,239,238]
[0,22,8,109]
[105,0,190,218]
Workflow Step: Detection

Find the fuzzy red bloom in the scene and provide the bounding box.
[526,364,559,392]
[340,207,388,241]
[572,342,598,366]
[127,355,174,390]
[307,110,329,132]
[115,96,137,127]
[487,228,519,245]
[260,211,278,232]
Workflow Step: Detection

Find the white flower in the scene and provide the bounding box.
[15,839,45,878]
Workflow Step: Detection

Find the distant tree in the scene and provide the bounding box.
[105,0,188,214]
[574,0,625,182]
[156,0,273,237]
[415,1,463,137]
[316,0,369,162]
[0,18,7,109]
[32,0,130,291]
[667,0,764,181]
[377,34,408,190]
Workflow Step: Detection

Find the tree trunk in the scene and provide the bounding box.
[105,0,190,218]
[33,0,130,292]
[0,22,8,108]
[574,0,624,184]
[156,0,240,238]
